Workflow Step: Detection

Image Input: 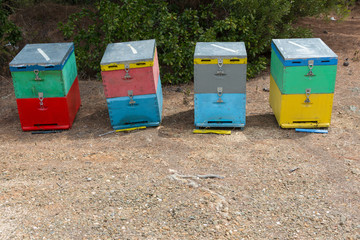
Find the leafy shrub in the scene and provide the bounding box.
[59,0,353,83]
[0,0,22,73]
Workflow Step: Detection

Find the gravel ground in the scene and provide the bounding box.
[1,7,360,240]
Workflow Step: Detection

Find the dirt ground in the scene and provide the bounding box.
[1,4,360,240]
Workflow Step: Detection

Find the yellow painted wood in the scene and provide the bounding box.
[194,58,247,65]
[115,126,146,132]
[101,61,153,71]
[269,75,333,128]
[193,129,232,135]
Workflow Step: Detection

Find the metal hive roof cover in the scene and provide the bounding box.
[194,42,247,58]
[9,42,74,68]
[272,38,337,60]
[101,39,156,65]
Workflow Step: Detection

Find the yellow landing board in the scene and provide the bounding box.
[194,58,247,65]
[193,129,232,135]
[115,126,146,132]
[269,75,333,129]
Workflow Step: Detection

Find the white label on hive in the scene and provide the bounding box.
[288,41,308,49]
[37,48,50,61]
[211,44,238,53]
[127,44,138,54]
[288,41,315,55]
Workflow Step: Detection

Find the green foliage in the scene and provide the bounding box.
[59,0,354,83]
[0,0,22,72]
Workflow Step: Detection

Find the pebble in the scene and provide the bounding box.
[349,106,357,112]
[351,168,360,176]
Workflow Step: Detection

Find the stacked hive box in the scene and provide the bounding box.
[100,39,162,130]
[9,43,81,131]
[194,42,247,128]
[270,38,338,128]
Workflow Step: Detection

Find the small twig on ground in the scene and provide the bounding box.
[1,94,11,99]
[289,167,300,173]
[197,174,225,179]
[168,169,229,219]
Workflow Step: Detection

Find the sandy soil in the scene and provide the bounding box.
[0,4,360,240]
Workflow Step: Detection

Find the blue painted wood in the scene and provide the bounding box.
[194,93,246,128]
[295,128,328,134]
[106,77,162,130]
[271,42,338,67]
[10,43,74,72]
[157,78,163,120]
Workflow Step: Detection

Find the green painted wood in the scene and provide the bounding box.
[62,52,78,96]
[270,50,337,94]
[12,52,78,99]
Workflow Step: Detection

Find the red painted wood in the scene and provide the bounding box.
[101,49,160,98]
[16,77,81,131]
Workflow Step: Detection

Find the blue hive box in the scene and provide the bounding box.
[106,76,163,129]
[194,93,246,128]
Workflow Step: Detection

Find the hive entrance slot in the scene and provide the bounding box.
[208,120,233,124]
[292,121,318,124]
[201,59,211,62]
[17,66,26,69]
[124,120,148,125]
[45,66,55,69]
[292,61,301,64]
[321,60,330,63]
[136,62,146,66]
[34,123,58,126]
[108,65,117,68]
[230,59,240,62]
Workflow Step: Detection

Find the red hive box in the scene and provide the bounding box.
[16,77,81,131]
[101,41,160,98]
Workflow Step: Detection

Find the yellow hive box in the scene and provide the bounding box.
[269,75,334,128]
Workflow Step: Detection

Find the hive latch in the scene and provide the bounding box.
[305,60,315,78]
[123,64,132,80]
[217,87,223,103]
[128,90,136,105]
[34,69,42,81]
[304,88,311,103]
[215,58,226,76]
[38,92,44,109]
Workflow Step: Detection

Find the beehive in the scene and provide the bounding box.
[194,42,247,128]
[9,43,81,131]
[270,38,338,128]
[100,39,162,129]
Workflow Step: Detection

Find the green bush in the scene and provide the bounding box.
[59,0,353,83]
[0,0,22,71]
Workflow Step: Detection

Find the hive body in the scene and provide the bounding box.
[194,42,247,128]
[9,43,81,131]
[270,38,337,128]
[100,39,162,129]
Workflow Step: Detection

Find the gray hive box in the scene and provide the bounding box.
[194,42,247,94]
